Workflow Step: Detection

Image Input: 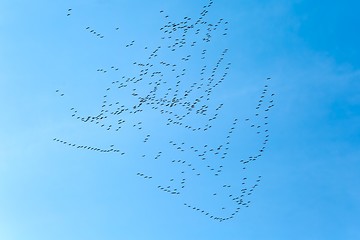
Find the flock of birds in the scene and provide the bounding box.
[56,0,276,222]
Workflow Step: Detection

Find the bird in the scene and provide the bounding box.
[56,0,276,222]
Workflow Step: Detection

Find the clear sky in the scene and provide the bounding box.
[0,0,359,239]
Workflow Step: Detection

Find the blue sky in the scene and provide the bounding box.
[0,0,359,239]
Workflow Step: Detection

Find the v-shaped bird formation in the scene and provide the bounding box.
[55,0,276,222]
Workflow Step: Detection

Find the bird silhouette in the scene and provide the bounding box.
[55,0,276,222]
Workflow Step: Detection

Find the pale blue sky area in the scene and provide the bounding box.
[0,1,359,240]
